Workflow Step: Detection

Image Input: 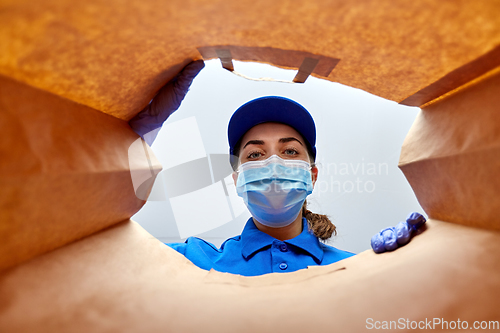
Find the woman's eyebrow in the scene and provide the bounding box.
[279,137,303,146]
[242,139,265,149]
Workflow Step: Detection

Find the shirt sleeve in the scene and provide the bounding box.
[165,242,187,256]
[320,243,356,264]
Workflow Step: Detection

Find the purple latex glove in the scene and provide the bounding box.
[371,212,426,254]
[129,60,205,145]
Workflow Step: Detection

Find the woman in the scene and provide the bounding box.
[166,96,355,276]
[129,61,424,276]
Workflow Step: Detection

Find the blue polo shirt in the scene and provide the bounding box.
[166,217,355,276]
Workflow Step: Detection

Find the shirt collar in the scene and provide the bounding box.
[240,217,324,263]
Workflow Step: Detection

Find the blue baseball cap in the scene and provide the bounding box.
[228,96,317,161]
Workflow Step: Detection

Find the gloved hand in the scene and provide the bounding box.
[129,60,205,145]
[371,212,426,253]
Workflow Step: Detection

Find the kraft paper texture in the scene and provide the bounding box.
[1,1,499,330]
[399,69,500,231]
[0,219,498,332]
[0,0,499,119]
[0,74,161,271]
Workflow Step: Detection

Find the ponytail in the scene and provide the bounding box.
[302,200,337,240]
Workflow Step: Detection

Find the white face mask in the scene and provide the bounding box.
[235,155,313,228]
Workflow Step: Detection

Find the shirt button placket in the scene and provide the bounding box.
[279,244,288,270]
[272,240,290,273]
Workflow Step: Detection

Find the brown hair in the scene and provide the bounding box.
[302,199,337,240]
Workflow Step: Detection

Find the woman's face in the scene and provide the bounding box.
[238,122,310,164]
[232,122,318,184]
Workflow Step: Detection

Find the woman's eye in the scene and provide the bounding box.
[248,151,262,159]
[284,148,298,155]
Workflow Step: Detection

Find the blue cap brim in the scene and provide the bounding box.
[228,96,317,160]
